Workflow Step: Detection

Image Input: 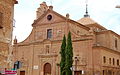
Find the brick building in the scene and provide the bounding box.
[0,0,17,70]
[13,2,120,75]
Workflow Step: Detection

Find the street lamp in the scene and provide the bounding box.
[74,57,79,75]
[75,57,79,71]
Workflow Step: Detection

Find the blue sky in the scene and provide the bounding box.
[14,0,120,42]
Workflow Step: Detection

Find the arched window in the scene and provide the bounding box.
[103,56,106,63]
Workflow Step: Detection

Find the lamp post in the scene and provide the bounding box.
[75,57,79,71]
[74,57,79,75]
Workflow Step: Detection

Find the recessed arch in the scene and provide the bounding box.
[44,63,51,75]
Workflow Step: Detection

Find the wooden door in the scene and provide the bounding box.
[20,71,25,75]
[74,71,82,75]
[44,63,51,75]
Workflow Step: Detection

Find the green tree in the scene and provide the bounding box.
[60,35,66,75]
[65,31,73,75]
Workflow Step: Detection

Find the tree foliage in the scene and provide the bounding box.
[60,32,73,75]
[60,35,66,75]
[65,31,73,75]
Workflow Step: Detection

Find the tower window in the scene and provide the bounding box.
[103,56,106,63]
[47,29,52,39]
[109,58,111,64]
[113,58,115,65]
[0,12,3,28]
[115,39,117,49]
[117,59,119,66]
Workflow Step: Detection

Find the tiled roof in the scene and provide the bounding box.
[77,17,96,25]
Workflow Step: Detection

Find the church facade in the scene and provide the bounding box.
[0,0,17,71]
[13,2,120,75]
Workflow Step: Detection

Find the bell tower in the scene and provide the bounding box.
[0,0,18,69]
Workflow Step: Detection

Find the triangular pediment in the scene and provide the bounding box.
[32,9,67,27]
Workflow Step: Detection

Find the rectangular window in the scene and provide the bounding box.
[109,58,111,64]
[113,58,115,65]
[103,56,106,63]
[115,39,117,49]
[46,45,50,53]
[117,59,119,66]
[0,12,3,28]
[47,29,52,39]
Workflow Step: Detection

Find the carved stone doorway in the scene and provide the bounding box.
[44,63,51,75]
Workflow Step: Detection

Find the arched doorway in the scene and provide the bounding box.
[44,63,51,75]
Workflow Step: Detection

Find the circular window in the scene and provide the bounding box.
[47,15,52,20]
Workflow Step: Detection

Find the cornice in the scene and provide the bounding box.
[96,30,109,35]
[14,36,93,47]
[38,53,58,58]
[93,46,120,55]
[0,37,11,43]
[109,30,120,38]
[96,30,120,39]
[102,65,120,69]
[34,20,66,27]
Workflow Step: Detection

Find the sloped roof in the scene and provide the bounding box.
[77,17,107,30]
[77,17,96,25]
